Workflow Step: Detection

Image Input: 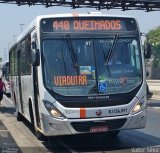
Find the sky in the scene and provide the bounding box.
[0,4,160,62]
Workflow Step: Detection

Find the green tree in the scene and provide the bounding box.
[147,26,160,66]
[146,26,160,79]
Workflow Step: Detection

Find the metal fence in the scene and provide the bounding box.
[1,0,160,11]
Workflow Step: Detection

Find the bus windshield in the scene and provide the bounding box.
[42,37,142,96]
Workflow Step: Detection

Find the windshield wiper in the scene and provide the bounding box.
[65,34,79,74]
[104,34,119,65]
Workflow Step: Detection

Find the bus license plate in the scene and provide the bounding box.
[90,126,108,133]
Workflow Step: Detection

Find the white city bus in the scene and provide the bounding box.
[9,13,151,139]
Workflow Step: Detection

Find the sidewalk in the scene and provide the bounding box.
[148,95,160,100]
[147,80,160,100]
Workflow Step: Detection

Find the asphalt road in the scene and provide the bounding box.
[0,96,160,153]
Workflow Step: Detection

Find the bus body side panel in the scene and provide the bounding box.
[20,75,34,121]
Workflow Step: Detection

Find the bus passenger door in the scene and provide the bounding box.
[17,50,24,114]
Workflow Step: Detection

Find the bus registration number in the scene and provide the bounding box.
[90,126,108,133]
[108,108,127,115]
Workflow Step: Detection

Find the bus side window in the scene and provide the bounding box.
[14,50,18,75]
[25,35,32,74]
[130,41,141,70]
[18,35,32,75]
[9,51,14,76]
[20,41,27,75]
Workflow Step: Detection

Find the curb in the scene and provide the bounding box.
[151,90,160,95]
[147,95,160,100]
[148,90,160,100]
[147,80,160,83]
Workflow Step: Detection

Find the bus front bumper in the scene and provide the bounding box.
[40,108,146,136]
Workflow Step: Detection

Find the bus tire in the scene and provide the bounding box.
[29,101,45,140]
[16,107,23,121]
[29,101,34,126]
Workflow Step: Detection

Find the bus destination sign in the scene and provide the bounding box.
[41,17,137,33]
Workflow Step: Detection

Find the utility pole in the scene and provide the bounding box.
[12,34,17,42]
[19,23,25,32]
[4,48,7,62]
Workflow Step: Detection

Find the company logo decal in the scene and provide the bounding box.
[96,110,102,116]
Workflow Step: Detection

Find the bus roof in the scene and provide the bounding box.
[35,12,133,19]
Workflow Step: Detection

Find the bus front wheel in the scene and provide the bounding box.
[16,107,24,121]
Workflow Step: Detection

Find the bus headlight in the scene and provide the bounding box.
[130,96,146,115]
[43,100,66,119]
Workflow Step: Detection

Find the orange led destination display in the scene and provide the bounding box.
[41,17,137,32]
[54,75,87,86]
[53,20,121,31]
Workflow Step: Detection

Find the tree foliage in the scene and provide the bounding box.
[147,26,160,66]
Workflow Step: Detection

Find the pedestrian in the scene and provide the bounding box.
[0,78,6,107]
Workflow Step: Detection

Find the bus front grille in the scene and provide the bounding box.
[71,118,127,132]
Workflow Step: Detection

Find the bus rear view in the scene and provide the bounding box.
[10,13,147,139]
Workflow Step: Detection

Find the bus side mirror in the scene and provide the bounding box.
[31,41,40,66]
[144,43,151,59]
[32,49,40,66]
